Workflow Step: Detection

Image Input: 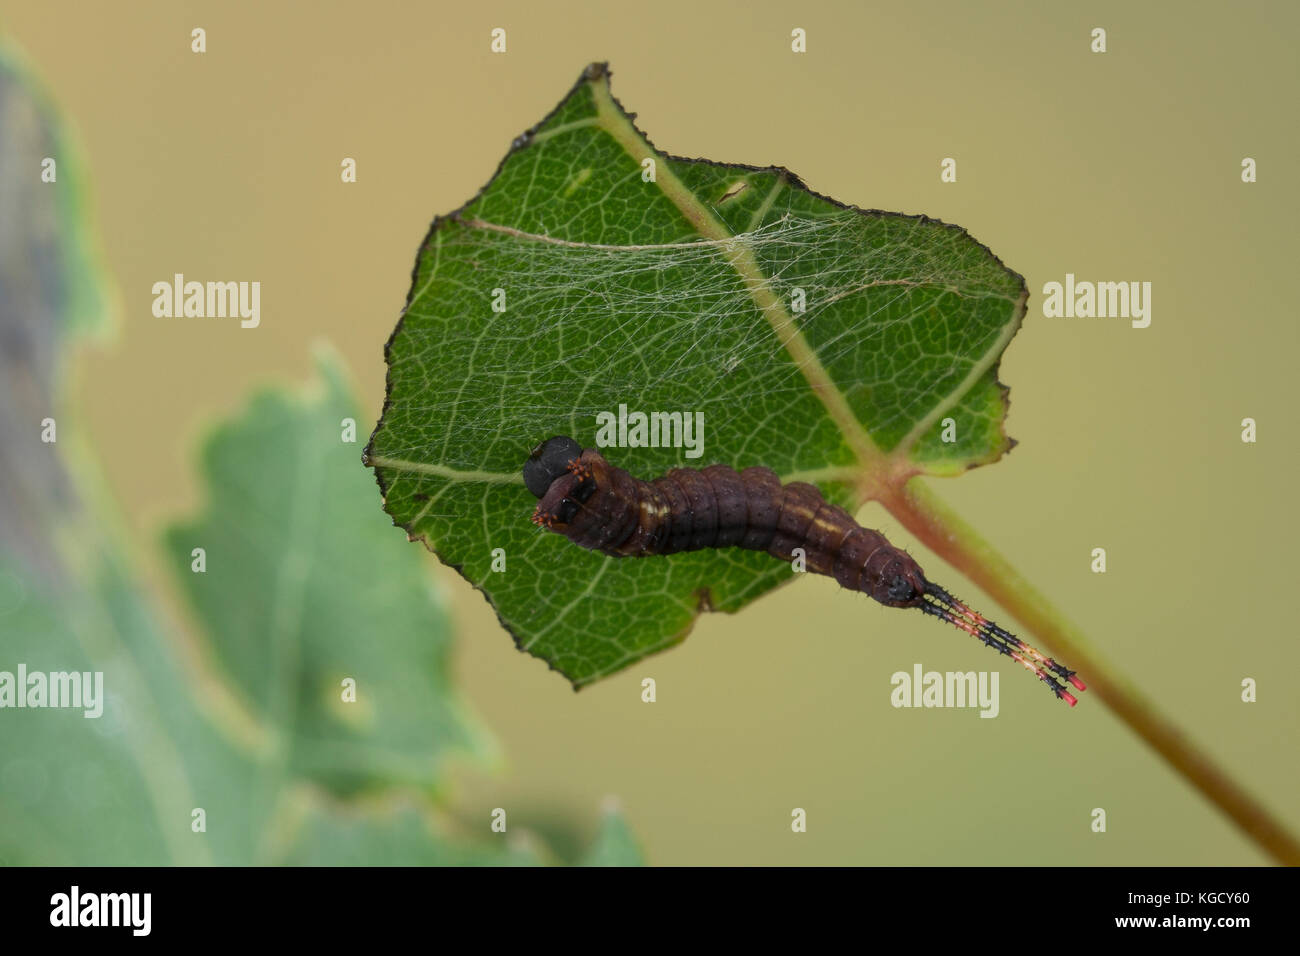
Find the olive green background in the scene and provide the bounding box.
[3,0,1295,864]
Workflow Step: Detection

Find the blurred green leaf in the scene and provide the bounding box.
[276,792,544,867]
[163,354,490,797]
[0,47,639,867]
[0,41,200,866]
[0,353,503,865]
[0,553,208,865]
[579,800,645,867]
[366,63,1026,686]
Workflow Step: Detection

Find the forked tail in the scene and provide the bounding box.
[918,582,1087,706]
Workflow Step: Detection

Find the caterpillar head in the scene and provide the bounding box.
[524,435,583,497]
[525,436,601,529]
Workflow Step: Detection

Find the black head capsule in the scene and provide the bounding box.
[523,435,583,498]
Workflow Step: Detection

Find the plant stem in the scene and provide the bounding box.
[882,476,1300,865]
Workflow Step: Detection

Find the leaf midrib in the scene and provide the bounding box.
[587,74,885,481]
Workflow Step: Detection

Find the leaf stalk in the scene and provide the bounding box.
[881,477,1300,865]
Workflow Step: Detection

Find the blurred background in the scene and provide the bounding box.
[1,0,1296,864]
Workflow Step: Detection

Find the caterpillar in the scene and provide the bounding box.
[524,435,1087,706]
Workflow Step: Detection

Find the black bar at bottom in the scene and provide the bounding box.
[0,865,1291,941]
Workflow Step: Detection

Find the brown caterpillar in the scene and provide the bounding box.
[524,436,1086,706]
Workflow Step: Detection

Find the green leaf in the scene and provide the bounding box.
[0,337,629,864]
[162,353,490,797]
[0,43,203,866]
[579,800,646,867]
[0,345,497,863]
[0,50,637,864]
[274,791,544,866]
[366,63,1027,686]
[0,548,244,865]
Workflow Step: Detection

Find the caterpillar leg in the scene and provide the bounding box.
[919,582,1086,706]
